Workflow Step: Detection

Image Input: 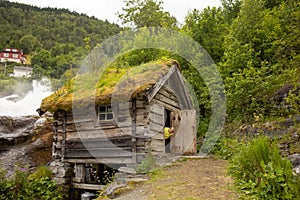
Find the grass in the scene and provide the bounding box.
[41,59,174,112]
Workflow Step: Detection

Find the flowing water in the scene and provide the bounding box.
[0,79,53,177]
[0,79,52,116]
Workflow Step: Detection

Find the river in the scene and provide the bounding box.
[0,79,52,116]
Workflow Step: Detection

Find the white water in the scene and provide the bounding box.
[0,79,52,116]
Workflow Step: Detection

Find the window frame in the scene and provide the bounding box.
[97,105,114,122]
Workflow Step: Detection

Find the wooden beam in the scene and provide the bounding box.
[65,147,132,158]
[72,183,106,191]
[147,66,176,102]
[64,158,133,164]
[131,98,137,163]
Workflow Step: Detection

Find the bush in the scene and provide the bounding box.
[228,136,299,199]
[0,165,65,200]
[136,150,158,174]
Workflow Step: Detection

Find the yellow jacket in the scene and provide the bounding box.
[164,127,171,139]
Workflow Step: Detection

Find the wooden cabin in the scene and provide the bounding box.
[39,60,197,189]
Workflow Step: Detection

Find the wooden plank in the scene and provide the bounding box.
[153,93,179,108]
[118,102,132,110]
[66,138,132,149]
[65,127,133,140]
[136,100,145,108]
[132,98,137,163]
[151,99,180,112]
[147,66,176,102]
[118,109,131,117]
[136,115,148,126]
[64,158,132,164]
[65,135,149,147]
[65,148,132,158]
[117,121,132,128]
[62,116,66,161]
[149,122,164,133]
[157,87,178,102]
[118,116,132,123]
[56,119,95,127]
[149,114,164,126]
[74,163,85,183]
[151,139,164,152]
[152,133,164,140]
[173,70,193,109]
[149,104,164,116]
[72,183,106,191]
[136,108,148,117]
[171,110,197,155]
[136,126,147,136]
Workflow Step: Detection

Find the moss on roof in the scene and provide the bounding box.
[40,59,176,112]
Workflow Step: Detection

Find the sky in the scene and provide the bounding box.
[10,0,222,25]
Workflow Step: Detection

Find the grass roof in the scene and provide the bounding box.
[40,59,176,112]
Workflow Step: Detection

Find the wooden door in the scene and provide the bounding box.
[170,110,197,155]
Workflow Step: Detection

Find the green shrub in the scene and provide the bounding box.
[228,136,299,199]
[136,150,158,174]
[0,166,65,200]
[211,137,242,159]
[29,165,52,179]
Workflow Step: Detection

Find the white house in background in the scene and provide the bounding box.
[10,66,33,77]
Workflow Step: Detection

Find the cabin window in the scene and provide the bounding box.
[98,105,113,121]
[13,54,18,58]
[3,53,9,57]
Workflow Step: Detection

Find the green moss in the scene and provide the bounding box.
[41,59,175,112]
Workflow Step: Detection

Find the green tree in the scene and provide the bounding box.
[221,0,241,22]
[182,7,228,63]
[31,49,53,77]
[19,34,42,54]
[118,0,177,28]
[221,0,300,120]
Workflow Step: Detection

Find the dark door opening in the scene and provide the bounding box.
[164,109,171,153]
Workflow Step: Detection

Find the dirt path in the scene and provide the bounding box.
[115,157,238,200]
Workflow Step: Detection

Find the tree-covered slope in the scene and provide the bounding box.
[0,0,122,52]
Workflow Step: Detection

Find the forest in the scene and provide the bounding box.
[0,0,299,199]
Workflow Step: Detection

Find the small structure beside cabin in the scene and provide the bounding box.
[38,60,197,191]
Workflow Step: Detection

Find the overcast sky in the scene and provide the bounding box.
[10,0,222,25]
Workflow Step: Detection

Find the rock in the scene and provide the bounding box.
[105,181,127,198]
[32,139,44,146]
[125,177,148,183]
[0,116,37,150]
[294,166,300,174]
[288,154,300,175]
[33,118,47,129]
[288,154,300,167]
[118,166,136,174]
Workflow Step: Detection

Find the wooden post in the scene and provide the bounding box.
[61,112,67,162]
[52,121,58,159]
[131,98,137,163]
[73,163,85,183]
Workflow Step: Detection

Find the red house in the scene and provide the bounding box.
[0,48,26,64]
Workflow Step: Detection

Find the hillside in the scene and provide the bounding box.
[0,0,122,51]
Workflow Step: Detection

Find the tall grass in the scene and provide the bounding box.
[228,136,300,199]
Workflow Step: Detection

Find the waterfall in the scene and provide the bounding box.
[0,79,52,116]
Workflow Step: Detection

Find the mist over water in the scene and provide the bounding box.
[0,79,52,116]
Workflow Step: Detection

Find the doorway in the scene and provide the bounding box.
[164,109,171,153]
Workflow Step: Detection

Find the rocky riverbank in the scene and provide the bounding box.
[0,115,53,177]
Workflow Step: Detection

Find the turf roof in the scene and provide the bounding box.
[40,59,176,112]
